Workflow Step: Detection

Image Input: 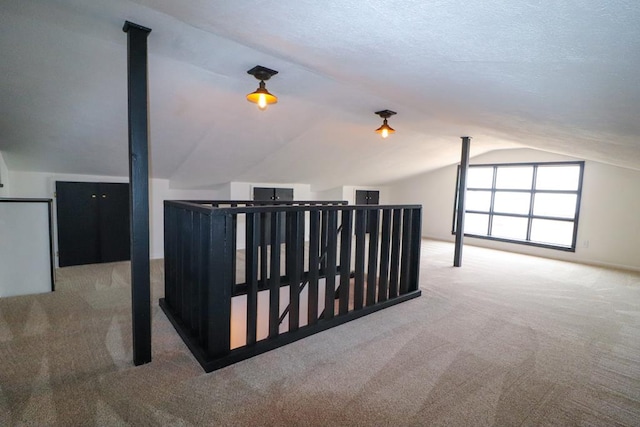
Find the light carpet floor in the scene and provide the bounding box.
[0,240,639,426]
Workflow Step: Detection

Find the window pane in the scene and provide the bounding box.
[495,166,533,189]
[530,219,574,246]
[491,215,528,240]
[464,213,489,235]
[536,166,580,190]
[467,167,493,189]
[493,191,530,215]
[466,190,491,212]
[533,193,577,218]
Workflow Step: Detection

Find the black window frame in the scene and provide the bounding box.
[452,160,585,252]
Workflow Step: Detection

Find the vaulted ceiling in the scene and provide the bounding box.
[1,0,639,190]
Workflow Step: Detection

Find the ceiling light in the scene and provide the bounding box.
[375,110,397,138]
[246,65,278,110]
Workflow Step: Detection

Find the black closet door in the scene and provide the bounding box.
[355,190,369,205]
[253,187,274,202]
[367,191,379,205]
[56,182,100,267]
[253,187,294,202]
[56,181,130,267]
[274,188,293,201]
[98,183,130,263]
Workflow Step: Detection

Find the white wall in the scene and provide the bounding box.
[389,148,640,271]
[311,186,344,201]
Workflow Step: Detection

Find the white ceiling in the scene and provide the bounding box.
[1,0,639,191]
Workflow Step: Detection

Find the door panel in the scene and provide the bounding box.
[368,191,380,205]
[56,182,100,267]
[355,190,368,205]
[98,183,131,263]
[253,187,275,201]
[274,188,294,201]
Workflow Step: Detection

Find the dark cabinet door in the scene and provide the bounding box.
[253,187,274,202]
[367,191,379,205]
[356,190,379,205]
[56,182,130,267]
[97,183,130,263]
[274,188,294,201]
[253,187,294,202]
[56,182,100,267]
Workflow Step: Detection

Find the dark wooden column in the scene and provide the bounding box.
[454,136,471,267]
[123,21,152,365]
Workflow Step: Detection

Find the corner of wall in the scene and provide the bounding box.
[0,151,9,197]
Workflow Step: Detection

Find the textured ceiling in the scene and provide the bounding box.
[1,0,639,190]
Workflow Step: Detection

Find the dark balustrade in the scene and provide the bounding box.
[160,200,422,372]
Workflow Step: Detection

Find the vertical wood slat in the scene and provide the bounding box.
[409,208,422,292]
[260,212,268,287]
[354,209,366,310]
[297,210,306,324]
[197,213,210,347]
[268,212,281,338]
[171,205,179,310]
[163,203,175,309]
[339,210,353,315]
[176,208,186,322]
[320,210,329,271]
[286,211,302,331]
[323,210,338,320]
[378,209,391,302]
[400,209,413,295]
[298,211,306,285]
[389,209,402,298]
[183,210,194,332]
[308,210,320,325]
[366,209,380,306]
[188,212,200,334]
[245,212,259,346]
[231,214,237,284]
[207,213,232,357]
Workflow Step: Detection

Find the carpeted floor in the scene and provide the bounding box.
[0,239,639,426]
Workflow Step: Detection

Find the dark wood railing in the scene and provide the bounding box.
[160,200,422,372]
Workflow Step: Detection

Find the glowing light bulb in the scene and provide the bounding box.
[258,93,267,110]
[381,128,389,138]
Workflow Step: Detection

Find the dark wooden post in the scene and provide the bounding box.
[454,136,471,267]
[123,21,152,365]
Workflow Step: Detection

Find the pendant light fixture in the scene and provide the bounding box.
[246,65,278,110]
[375,110,397,138]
